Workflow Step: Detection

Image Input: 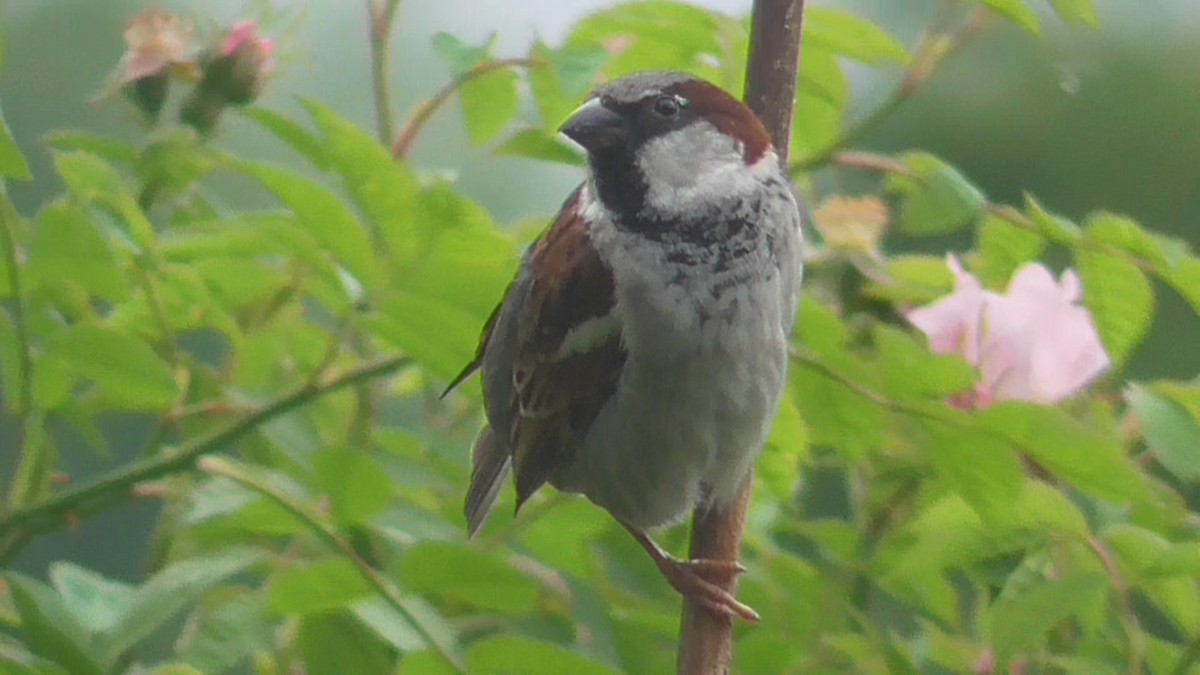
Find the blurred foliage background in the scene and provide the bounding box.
[1,0,1199,673]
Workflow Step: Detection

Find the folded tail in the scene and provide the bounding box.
[464,425,510,538]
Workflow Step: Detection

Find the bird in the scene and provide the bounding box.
[444,71,803,621]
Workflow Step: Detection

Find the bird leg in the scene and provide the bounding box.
[620,522,759,622]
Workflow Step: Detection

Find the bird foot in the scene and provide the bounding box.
[654,555,759,622]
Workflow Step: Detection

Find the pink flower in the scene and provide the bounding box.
[121,10,192,83]
[219,21,276,62]
[908,256,1110,408]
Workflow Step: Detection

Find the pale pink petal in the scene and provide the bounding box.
[906,255,988,366]
[978,262,1109,404]
[220,21,259,57]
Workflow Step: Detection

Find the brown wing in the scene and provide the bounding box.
[461,186,626,534]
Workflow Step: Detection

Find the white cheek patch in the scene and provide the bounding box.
[636,123,779,216]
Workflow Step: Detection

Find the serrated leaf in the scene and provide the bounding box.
[399,541,541,613]
[238,160,383,289]
[312,450,391,525]
[976,402,1150,503]
[1126,384,1200,482]
[467,635,620,675]
[303,99,421,249]
[1024,193,1080,245]
[978,0,1040,34]
[991,573,1105,661]
[52,151,154,248]
[431,32,493,75]
[791,350,888,459]
[0,308,23,407]
[242,106,329,169]
[179,595,272,675]
[565,1,721,78]
[1161,255,1200,316]
[1074,238,1153,366]
[45,324,178,410]
[1049,0,1098,27]
[922,414,1024,523]
[5,574,103,675]
[760,385,809,500]
[974,213,1045,289]
[48,563,133,637]
[299,613,395,675]
[528,41,607,129]
[26,201,127,301]
[100,547,268,665]
[269,558,373,615]
[804,7,909,65]
[892,153,985,236]
[0,107,31,180]
[874,325,975,399]
[460,66,519,146]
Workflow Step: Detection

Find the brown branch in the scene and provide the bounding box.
[368,0,403,145]
[390,58,543,159]
[676,2,807,674]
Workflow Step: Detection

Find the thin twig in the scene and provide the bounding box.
[391,58,543,159]
[199,455,466,673]
[790,6,991,175]
[1084,536,1144,675]
[368,0,402,145]
[677,2,807,674]
[0,355,411,561]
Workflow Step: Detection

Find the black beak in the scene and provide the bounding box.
[559,99,626,152]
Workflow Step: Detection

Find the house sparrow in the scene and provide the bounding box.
[446,71,803,621]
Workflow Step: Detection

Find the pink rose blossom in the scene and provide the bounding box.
[908,255,1110,408]
[219,21,276,62]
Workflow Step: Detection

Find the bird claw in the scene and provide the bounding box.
[657,556,760,622]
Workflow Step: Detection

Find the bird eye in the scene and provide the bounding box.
[651,95,684,118]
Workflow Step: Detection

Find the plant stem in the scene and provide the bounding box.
[199,455,466,673]
[1084,536,1144,675]
[368,0,402,145]
[0,355,410,561]
[789,6,991,175]
[0,197,31,414]
[391,58,543,159]
[676,3,806,674]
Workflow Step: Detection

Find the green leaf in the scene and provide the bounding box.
[991,573,1106,661]
[976,403,1150,503]
[922,414,1024,523]
[790,350,888,459]
[45,324,178,410]
[565,1,721,78]
[1160,255,1200,316]
[460,66,519,146]
[804,7,910,65]
[977,0,1040,34]
[237,160,383,289]
[1074,235,1154,367]
[431,32,494,75]
[100,547,268,665]
[528,40,607,129]
[1049,0,1098,27]
[864,254,954,305]
[0,308,23,407]
[268,558,373,616]
[242,106,329,169]
[48,563,133,637]
[467,635,621,675]
[891,153,985,236]
[791,47,847,159]
[0,107,31,180]
[400,541,541,614]
[1126,384,1200,482]
[298,613,395,675]
[1084,212,1168,266]
[179,595,272,675]
[1024,193,1080,245]
[495,129,586,166]
[351,597,425,652]
[312,450,391,525]
[760,385,809,501]
[973,213,1045,289]
[52,151,154,248]
[26,201,128,301]
[42,130,137,165]
[5,574,103,675]
[874,325,975,399]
